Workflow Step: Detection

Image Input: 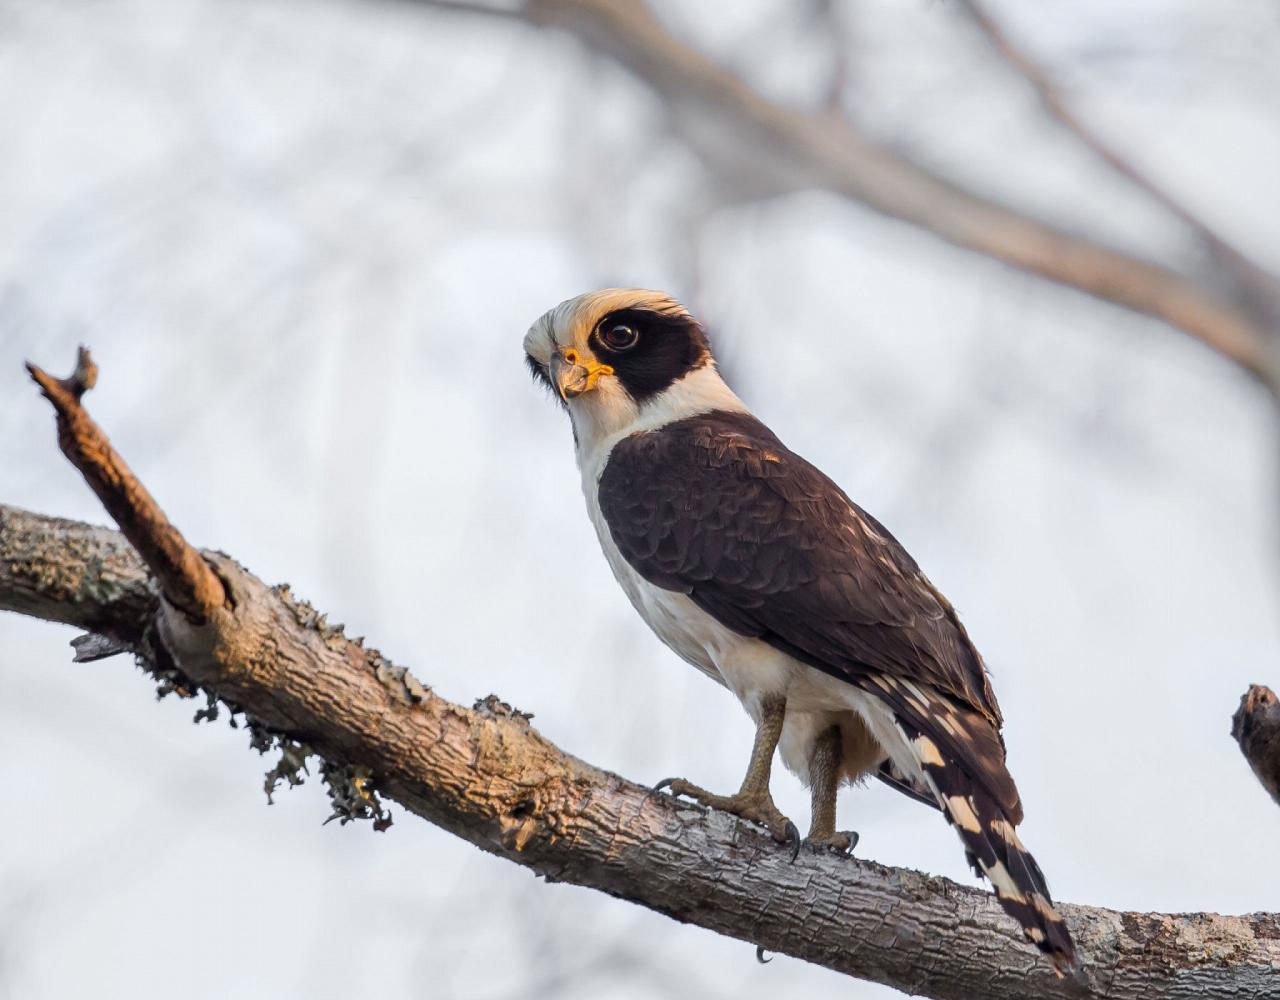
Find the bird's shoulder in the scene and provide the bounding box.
[599,408,921,590]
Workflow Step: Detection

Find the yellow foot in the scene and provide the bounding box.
[655,777,800,860]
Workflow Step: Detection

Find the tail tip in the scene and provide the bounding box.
[1048,946,1079,978]
[1028,925,1078,978]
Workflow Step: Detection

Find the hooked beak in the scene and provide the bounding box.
[550,349,613,401]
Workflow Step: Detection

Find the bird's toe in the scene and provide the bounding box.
[803,829,859,856]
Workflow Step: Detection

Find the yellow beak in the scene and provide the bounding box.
[550,349,613,400]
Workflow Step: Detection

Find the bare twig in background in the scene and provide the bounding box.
[410,0,1280,386]
[810,0,851,114]
[955,0,1280,321]
[1233,684,1280,808]
[6,354,1280,1000]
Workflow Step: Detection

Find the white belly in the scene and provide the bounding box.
[580,462,901,787]
[581,463,773,691]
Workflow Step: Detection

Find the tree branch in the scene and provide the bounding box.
[1233,684,1280,808]
[955,0,1280,325]
[4,352,1280,998]
[409,0,1280,387]
[5,503,1280,999]
[26,348,225,621]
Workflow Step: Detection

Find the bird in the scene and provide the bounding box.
[523,288,1076,972]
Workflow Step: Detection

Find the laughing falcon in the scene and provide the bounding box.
[523,288,1076,971]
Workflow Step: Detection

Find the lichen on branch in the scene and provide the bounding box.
[3,349,1279,999]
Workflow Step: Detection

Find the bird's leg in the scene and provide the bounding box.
[655,695,799,856]
[804,725,858,854]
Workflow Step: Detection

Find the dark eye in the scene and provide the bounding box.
[600,323,639,351]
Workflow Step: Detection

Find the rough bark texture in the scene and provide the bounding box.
[0,505,156,644]
[3,503,1279,1000]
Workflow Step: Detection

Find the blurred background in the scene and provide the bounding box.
[3,1,1280,997]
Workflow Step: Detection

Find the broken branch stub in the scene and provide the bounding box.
[1233,684,1280,807]
[27,348,226,621]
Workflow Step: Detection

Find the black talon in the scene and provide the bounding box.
[846,830,860,854]
[653,777,678,794]
[756,945,772,964]
[785,820,801,863]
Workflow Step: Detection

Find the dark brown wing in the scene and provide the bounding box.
[598,409,1021,820]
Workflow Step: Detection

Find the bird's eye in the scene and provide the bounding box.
[600,323,639,352]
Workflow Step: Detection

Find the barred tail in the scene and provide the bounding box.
[897,715,1077,974]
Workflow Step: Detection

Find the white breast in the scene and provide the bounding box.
[581,453,905,786]
[571,367,796,714]
[581,468,733,682]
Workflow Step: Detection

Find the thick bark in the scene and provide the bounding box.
[4,505,1280,999]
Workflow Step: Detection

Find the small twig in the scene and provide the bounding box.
[40,345,99,398]
[469,0,1276,386]
[406,0,528,22]
[810,0,849,113]
[1232,684,1280,808]
[955,1,1278,305]
[27,349,226,621]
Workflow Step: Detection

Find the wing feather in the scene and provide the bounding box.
[597,410,1077,968]
[598,410,1018,818]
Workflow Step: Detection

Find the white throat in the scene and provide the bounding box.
[571,363,750,483]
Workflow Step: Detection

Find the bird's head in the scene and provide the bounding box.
[524,288,727,447]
